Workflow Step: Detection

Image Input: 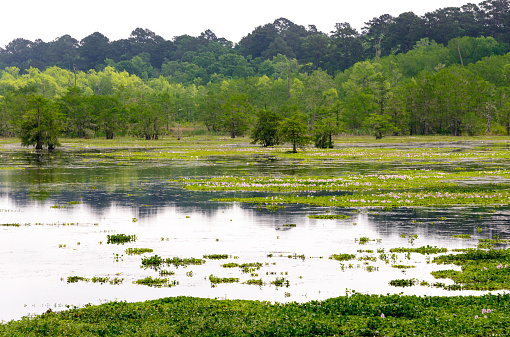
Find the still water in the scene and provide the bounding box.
[1,147,509,322]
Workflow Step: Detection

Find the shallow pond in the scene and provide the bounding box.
[1,143,510,322]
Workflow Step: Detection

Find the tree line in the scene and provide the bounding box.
[2,0,510,82]
[3,33,510,149]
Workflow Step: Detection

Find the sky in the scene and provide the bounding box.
[1,0,474,47]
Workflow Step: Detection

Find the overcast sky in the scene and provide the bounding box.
[1,0,474,47]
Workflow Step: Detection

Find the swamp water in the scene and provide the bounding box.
[1,143,510,322]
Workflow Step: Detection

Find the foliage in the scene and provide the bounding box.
[278,113,310,153]
[329,254,356,261]
[312,117,341,148]
[106,234,137,245]
[250,109,282,147]
[20,95,63,149]
[5,294,510,336]
[125,248,153,255]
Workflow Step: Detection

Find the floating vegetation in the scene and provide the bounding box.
[288,253,305,261]
[432,249,510,290]
[265,205,286,211]
[167,257,206,268]
[389,278,417,287]
[213,189,510,208]
[203,254,229,260]
[209,275,239,286]
[270,277,290,288]
[159,270,175,277]
[134,276,178,288]
[1,223,20,227]
[281,224,296,227]
[356,237,373,245]
[125,248,153,255]
[67,276,88,283]
[106,234,137,245]
[50,205,68,209]
[330,254,356,262]
[477,238,509,249]
[243,279,264,286]
[140,255,165,269]
[141,255,205,270]
[175,170,466,193]
[389,246,448,255]
[392,265,416,269]
[358,255,377,262]
[308,214,351,220]
[221,262,263,273]
[453,234,471,239]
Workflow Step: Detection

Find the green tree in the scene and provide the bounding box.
[363,112,398,139]
[251,109,282,147]
[221,93,253,138]
[279,113,309,153]
[313,117,341,148]
[20,95,62,149]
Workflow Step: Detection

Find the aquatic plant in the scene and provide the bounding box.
[244,279,264,286]
[389,278,417,287]
[67,276,89,283]
[330,254,356,261]
[125,248,153,255]
[134,276,178,288]
[390,246,447,255]
[107,234,137,245]
[453,234,471,239]
[270,277,290,288]
[308,214,351,220]
[203,254,229,259]
[208,275,239,285]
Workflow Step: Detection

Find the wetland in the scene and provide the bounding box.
[2,135,510,327]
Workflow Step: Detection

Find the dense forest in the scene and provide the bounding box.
[3,0,510,148]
